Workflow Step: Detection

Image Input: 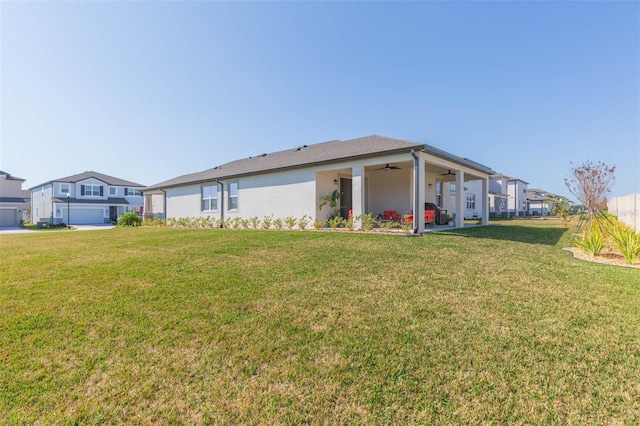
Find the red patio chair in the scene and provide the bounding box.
[383,210,402,221]
[425,210,436,226]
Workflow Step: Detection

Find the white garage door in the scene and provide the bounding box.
[0,209,18,227]
[67,208,104,225]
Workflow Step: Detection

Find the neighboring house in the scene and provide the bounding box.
[144,135,496,232]
[486,174,529,218]
[443,174,528,220]
[30,171,145,225]
[441,179,484,220]
[0,171,30,227]
[526,188,561,216]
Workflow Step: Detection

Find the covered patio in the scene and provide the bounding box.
[315,147,494,233]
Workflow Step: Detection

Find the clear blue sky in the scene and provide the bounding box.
[2,1,638,200]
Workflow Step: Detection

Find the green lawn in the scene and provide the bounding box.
[1,221,639,424]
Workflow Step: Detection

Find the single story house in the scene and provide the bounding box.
[0,171,30,227]
[526,188,560,216]
[30,171,145,225]
[144,135,496,233]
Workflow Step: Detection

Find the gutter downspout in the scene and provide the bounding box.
[161,189,167,220]
[216,180,224,228]
[50,183,55,225]
[411,149,420,234]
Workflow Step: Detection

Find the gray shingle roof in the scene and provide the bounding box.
[491,173,530,185]
[145,135,496,191]
[30,171,144,190]
[0,171,26,181]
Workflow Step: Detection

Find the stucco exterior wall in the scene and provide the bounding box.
[0,176,24,197]
[507,181,528,215]
[367,168,412,217]
[159,150,492,231]
[229,169,317,220]
[608,193,639,232]
[443,180,485,219]
[165,185,203,219]
[31,184,54,223]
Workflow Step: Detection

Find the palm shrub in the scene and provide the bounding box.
[249,217,260,229]
[401,220,414,234]
[261,215,273,230]
[358,213,377,231]
[117,212,142,227]
[284,216,297,230]
[273,218,284,230]
[609,222,640,264]
[297,215,310,230]
[575,223,605,256]
[328,216,345,229]
[313,219,326,230]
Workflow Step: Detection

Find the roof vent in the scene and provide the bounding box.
[294,145,308,151]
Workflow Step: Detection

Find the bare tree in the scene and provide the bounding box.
[564,161,616,217]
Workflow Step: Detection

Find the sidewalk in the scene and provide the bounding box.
[0,224,116,235]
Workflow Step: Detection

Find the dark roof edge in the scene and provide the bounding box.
[422,144,496,175]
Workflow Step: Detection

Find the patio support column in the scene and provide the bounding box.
[481,177,489,225]
[413,152,426,233]
[456,170,465,228]
[351,165,364,230]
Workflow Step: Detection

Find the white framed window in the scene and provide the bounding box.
[466,194,476,210]
[82,185,102,196]
[436,182,442,208]
[228,182,239,210]
[450,183,457,195]
[202,185,218,211]
[60,184,69,194]
[125,188,143,196]
[109,187,117,196]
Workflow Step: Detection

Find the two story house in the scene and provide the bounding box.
[488,174,529,218]
[30,171,145,225]
[0,171,30,227]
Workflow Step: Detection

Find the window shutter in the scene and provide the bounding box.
[100,186,104,196]
[81,185,85,196]
[125,188,128,196]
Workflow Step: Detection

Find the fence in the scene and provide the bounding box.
[608,193,639,232]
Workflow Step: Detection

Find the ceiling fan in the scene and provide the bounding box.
[439,170,456,176]
[376,163,401,171]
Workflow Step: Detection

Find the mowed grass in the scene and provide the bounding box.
[1,221,639,424]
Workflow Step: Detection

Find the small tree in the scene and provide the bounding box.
[565,161,617,254]
[551,197,573,227]
[319,189,342,217]
[564,161,615,219]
